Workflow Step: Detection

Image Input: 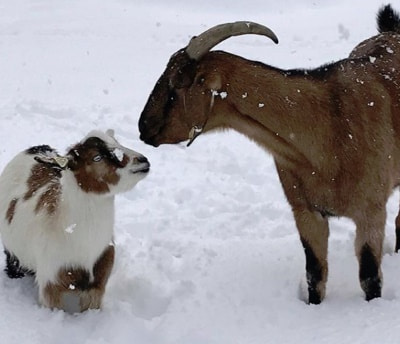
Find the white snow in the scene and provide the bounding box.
[219,91,228,99]
[1,1,400,344]
[386,46,394,54]
[212,90,228,99]
[65,224,77,234]
[113,148,125,162]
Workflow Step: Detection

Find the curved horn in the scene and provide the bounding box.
[186,21,279,60]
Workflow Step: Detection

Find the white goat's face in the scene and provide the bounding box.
[68,130,150,195]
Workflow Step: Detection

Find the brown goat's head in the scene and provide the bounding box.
[139,22,278,147]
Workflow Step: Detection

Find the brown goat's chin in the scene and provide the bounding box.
[139,134,160,147]
[141,134,189,147]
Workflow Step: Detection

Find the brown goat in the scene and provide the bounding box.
[139,5,400,304]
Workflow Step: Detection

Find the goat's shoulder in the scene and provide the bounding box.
[0,145,64,217]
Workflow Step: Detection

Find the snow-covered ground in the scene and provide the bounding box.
[1,0,400,343]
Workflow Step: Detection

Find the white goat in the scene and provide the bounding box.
[0,129,150,312]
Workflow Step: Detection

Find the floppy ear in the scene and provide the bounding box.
[34,155,69,169]
[66,146,81,171]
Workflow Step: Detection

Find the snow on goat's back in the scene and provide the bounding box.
[0,129,150,313]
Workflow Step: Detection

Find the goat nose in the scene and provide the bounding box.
[136,156,148,164]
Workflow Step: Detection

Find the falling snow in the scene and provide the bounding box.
[1,1,400,344]
[64,224,77,234]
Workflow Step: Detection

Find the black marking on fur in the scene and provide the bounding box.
[301,238,323,304]
[26,145,54,155]
[318,209,336,218]
[359,244,381,301]
[396,227,400,253]
[4,249,33,279]
[377,4,400,33]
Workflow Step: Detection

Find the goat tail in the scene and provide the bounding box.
[377,4,400,33]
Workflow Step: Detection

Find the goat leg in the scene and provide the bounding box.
[293,209,329,304]
[354,212,385,301]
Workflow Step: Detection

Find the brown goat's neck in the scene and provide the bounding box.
[205,52,336,171]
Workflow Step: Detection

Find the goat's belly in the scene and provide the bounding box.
[1,215,113,285]
[37,224,113,286]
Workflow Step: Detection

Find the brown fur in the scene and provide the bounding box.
[68,142,121,194]
[43,245,115,312]
[6,198,18,224]
[35,182,62,215]
[24,163,62,215]
[138,10,400,303]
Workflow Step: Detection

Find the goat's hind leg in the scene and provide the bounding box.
[4,249,28,279]
[354,210,385,301]
[293,209,330,304]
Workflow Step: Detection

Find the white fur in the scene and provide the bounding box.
[0,130,149,307]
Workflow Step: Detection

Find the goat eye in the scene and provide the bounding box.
[93,155,103,162]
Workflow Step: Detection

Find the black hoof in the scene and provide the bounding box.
[364,276,382,301]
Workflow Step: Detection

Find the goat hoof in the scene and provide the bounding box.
[362,276,382,301]
[298,276,323,304]
[308,290,322,305]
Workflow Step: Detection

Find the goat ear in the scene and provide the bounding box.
[205,73,222,91]
[106,129,115,138]
[66,148,80,170]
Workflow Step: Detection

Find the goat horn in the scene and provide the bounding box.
[186,21,279,60]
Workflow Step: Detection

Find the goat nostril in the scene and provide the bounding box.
[136,156,148,164]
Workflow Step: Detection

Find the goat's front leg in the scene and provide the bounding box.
[293,208,329,304]
[354,211,385,301]
[42,244,115,312]
[73,244,115,312]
